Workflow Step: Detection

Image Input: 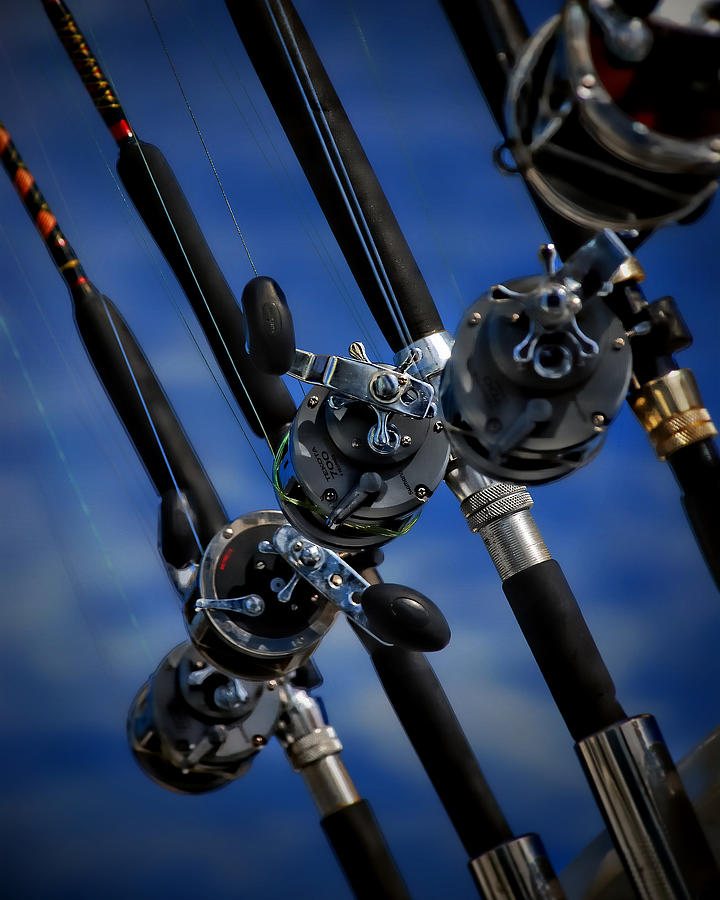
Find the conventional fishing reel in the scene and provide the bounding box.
[127,642,281,793]
[241,277,450,551]
[162,506,449,682]
[440,230,635,483]
[504,0,720,231]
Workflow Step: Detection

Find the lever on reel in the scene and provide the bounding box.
[439,230,635,483]
[241,277,449,551]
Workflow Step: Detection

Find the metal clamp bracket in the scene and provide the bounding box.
[259,524,389,644]
[289,346,434,418]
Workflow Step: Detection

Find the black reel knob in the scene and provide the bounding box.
[361,583,450,652]
[241,276,296,375]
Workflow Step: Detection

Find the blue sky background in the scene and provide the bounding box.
[1,1,719,898]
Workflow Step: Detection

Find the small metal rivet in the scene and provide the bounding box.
[400,435,412,446]
[329,573,343,587]
[468,312,482,326]
[267,680,277,691]
[613,337,625,350]
[414,485,429,501]
[351,439,361,448]
[223,527,234,538]
[323,488,338,503]
[511,312,520,322]
[254,560,266,570]
[433,421,444,433]
[581,73,596,88]
[307,396,319,408]
[292,541,303,552]
[592,413,607,427]
[252,735,266,747]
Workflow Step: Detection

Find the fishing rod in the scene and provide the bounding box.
[30,7,559,896]
[0,119,425,900]
[42,0,295,452]
[439,0,720,590]
[129,643,412,900]
[228,1,720,896]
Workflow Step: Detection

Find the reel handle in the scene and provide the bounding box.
[241,276,296,375]
[360,583,450,653]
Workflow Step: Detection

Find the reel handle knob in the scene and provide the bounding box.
[241,276,296,375]
[361,583,450,652]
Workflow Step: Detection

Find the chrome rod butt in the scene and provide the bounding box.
[576,714,720,900]
[469,833,567,899]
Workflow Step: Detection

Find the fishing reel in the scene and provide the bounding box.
[504,0,720,231]
[439,230,634,483]
[176,509,448,683]
[241,277,450,551]
[127,642,280,793]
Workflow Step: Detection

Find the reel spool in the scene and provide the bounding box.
[241,276,450,552]
[505,0,720,232]
[187,510,338,680]
[275,384,449,551]
[439,232,634,484]
[128,642,280,793]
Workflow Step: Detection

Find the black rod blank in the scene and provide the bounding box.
[227,0,445,352]
[321,800,412,900]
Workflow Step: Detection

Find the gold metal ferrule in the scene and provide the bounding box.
[630,369,717,460]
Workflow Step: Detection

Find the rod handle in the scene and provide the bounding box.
[116,139,296,447]
[502,560,626,741]
[321,800,411,900]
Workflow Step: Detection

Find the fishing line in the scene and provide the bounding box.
[75,3,286,461]
[180,0,382,361]
[49,5,281,470]
[0,304,153,664]
[345,0,467,317]
[142,0,257,277]
[269,0,416,354]
[0,219,159,555]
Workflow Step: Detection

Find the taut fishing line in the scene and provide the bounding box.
[269,0,416,353]
[345,0,467,318]
[179,0,382,362]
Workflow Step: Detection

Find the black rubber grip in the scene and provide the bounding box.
[240,276,296,375]
[228,0,445,351]
[502,560,626,741]
[72,281,227,546]
[321,800,411,900]
[355,628,513,858]
[668,439,720,590]
[361,582,450,652]
[116,139,296,448]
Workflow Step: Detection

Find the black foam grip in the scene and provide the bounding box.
[72,281,227,546]
[356,628,513,858]
[668,439,720,590]
[502,560,626,741]
[228,0,445,351]
[321,800,411,900]
[240,276,296,375]
[361,582,450,652]
[117,139,295,448]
